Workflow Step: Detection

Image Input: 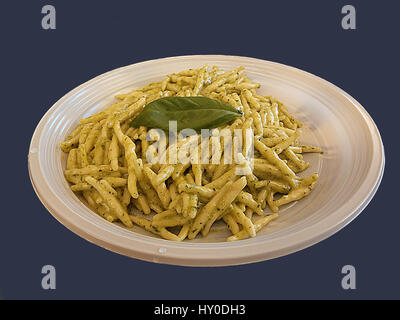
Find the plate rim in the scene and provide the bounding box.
[28,54,385,266]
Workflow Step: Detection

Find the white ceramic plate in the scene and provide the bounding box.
[28,55,384,266]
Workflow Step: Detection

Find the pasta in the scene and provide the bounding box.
[60,65,323,242]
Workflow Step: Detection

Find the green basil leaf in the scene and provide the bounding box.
[130,96,243,132]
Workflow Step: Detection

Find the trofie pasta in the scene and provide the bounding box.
[60,65,323,242]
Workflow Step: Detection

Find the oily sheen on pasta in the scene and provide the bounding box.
[60,65,323,242]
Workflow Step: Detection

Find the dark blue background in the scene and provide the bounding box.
[1,0,397,299]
